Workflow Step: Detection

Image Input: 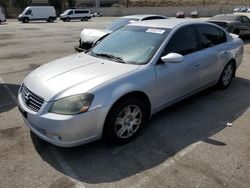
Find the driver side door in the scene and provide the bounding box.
[155,25,203,109]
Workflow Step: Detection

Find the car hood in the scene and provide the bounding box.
[80,29,111,44]
[23,53,140,101]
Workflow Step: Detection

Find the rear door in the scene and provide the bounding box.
[155,25,203,107]
[239,16,250,35]
[195,24,228,85]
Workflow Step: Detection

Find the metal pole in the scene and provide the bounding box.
[203,0,205,6]
[96,0,100,8]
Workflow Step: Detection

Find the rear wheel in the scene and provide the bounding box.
[217,62,235,89]
[103,98,148,144]
[84,17,88,21]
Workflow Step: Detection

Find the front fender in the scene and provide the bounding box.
[89,65,157,114]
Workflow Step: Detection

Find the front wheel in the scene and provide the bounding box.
[23,18,29,23]
[84,17,88,21]
[103,98,148,144]
[217,62,235,89]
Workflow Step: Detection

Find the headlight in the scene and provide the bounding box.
[49,94,94,115]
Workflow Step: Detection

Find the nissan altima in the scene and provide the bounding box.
[18,19,244,147]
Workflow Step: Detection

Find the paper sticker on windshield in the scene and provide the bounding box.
[146,28,165,34]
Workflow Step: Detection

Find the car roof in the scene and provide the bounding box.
[121,14,167,20]
[128,19,207,29]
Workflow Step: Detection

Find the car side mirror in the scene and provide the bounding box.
[161,53,184,63]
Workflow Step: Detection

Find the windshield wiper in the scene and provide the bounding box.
[91,52,126,64]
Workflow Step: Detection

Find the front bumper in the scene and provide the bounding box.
[18,93,110,147]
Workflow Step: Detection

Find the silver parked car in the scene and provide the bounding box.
[75,14,167,52]
[18,19,243,147]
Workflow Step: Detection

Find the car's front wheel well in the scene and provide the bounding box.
[102,91,151,142]
[110,91,151,119]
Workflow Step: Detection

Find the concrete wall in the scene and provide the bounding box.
[90,5,233,17]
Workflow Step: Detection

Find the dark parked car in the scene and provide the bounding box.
[176,11,185,18]
[208,14,250,36]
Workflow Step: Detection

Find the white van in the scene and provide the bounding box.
[18,6,56,23]
[60,9,91,22]
[0,7,6,24]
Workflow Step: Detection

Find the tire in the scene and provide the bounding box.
[23,18,29,23]
[48,17,54,23]
[84,17,88,21]
[217,62,235,89]
[103,97,148,144]
[233,29,240,35]
[66,17,70,22]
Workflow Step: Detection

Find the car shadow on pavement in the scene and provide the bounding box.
[0,84,20,113]
[32,77,250,184]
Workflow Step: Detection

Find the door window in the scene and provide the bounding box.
[197,25,226,49]
[241,16,250,23]
[164,26,198,56]
[25,10,32,15]
[68,11,73,15]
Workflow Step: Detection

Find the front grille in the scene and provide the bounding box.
[20,85,44,112]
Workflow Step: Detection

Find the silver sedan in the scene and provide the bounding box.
[18,19,244,147]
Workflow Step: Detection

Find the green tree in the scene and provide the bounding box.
[0,0,10,15]
[48,0,63,14]
[12,0,31,9]
[67,0,76,8]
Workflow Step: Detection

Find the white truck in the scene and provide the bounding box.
[18,6,56,23]
[0,7,6,24]
[60,9,91,22]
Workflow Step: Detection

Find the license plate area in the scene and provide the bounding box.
[18,106,27,119]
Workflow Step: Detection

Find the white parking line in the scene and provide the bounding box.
[0,75,203,187]
[128,141,202,188]
[0,77,17,103]
[0,76,86,187]
[48,146,87,188]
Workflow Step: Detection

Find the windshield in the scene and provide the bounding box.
[22,7,29,15]
[91,26,171,65]
[62,10,70,15]
[105,18,139,31]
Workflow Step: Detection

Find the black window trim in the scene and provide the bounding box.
[164,24,199,56]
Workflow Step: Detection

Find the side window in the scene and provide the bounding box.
[241,16,250,23]
[164,26,198,56]
[68,11,73,15]
[25,10,32,15]
[197,25,225,49]
[218,29,227,43]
